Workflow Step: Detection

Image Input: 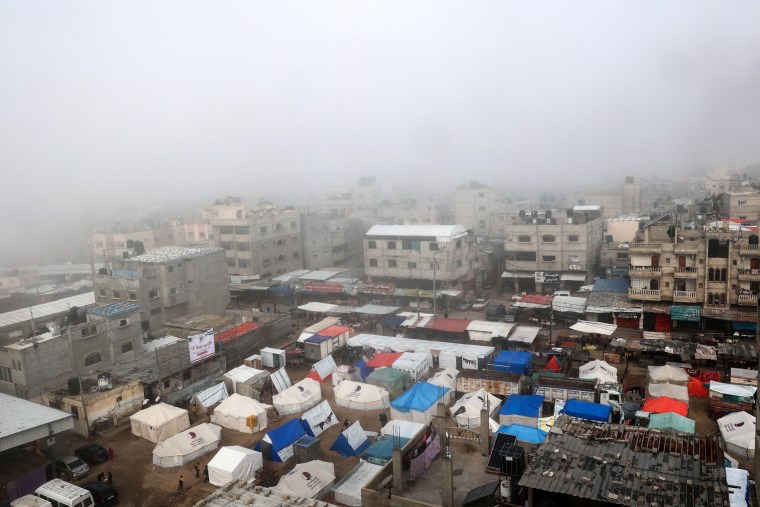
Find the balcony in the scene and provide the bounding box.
[738,269,760,281]
[628,288,661,300]
[673,243,699,254]
[738,294,759,305]
[629,242,663,252]
[628,266,662,276]
[673,290,698,303]
[739,244,760,254]
[674,267,698,278]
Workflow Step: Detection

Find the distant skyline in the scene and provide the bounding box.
[2,1,760,263]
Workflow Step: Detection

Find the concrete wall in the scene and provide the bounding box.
[0,333,74,400]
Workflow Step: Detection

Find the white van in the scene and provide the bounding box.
[34,479,94,507]
[552,291,571,297]
[10,494,53,507]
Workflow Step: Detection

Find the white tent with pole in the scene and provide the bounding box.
[449,388,501,429]
[275,460,335,499]
[334,381,390,411]
[210,393,270,434]
[152,423,221,467]
[130,403,190,443]
[579,360,618,384]
[273,378,322,415]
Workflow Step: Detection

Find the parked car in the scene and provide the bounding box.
[456,300,472,311]
[82,481,118,506]
[485,304,507,321]
[552,291,571,297]
[54,456,89,481]
[511,292,526,302]
[471,298,489,311]
[504,309,519,323]
[75,444,108,465]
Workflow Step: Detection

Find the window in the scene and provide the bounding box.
[261,242,268,249]
[408,262,417,269]
[98,288,106,297]
[739,200,748,205]
[275,223,284,231]
[293,236,299,243]
[119,318,128,327]
[259,226,268,234]
[164,380,170,389]
[275,238,284,246]
[568,235,579,242]
[369,259,378,267]
[84,353,102,366]
[291,220,297,229]
[542,255,556,262]
[128,291,137,301]
[263,258,271,267]
[277,254,286,262]
[518,235,531,243]
[387,241,397,249]
[720,293,727,305]
[167,265,174,273]
[617,253,629,260]
[112,290,120,299]
[429,242,439,251]
[478,220,487,229]
[478,192,485,198]
[478,206,486,211]
[238,260,249,268]
[219,226,234,234]
[169,288,177,296]
[569,255,580,263]
[0,366,11,382]
[227,259,237,267]
[542,235,556,242]
[236,243,250,251]
[221,242,234,250]
[121,341,133,353]
[456,239,462,248]
[71,406,79,419]
[388,260,397,268]
[402,239,421,251]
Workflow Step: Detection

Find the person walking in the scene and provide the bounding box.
[203,465,209,483]
[108,448,114,460]
[178,475,185,494]
[107,471,113,485]
[194,462,200,478]
[97,472,105,483]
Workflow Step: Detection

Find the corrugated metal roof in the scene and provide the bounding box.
[508,325,541,343]
[87,302,140,318]
[348,333,494,358]
[591,279,630,293]
[586,291,642,313]
[552,296,587,313]
[0,292,96,329]
[0,394,74,452]
[299,270,341,281]
[365,224,468,239]
[128,246,223,264]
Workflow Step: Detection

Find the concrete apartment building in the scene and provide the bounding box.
[322,177,383,223]
[454,181,509,236]
[300,209,350,270]
[377,199,452,227]
[363,224,479,291]
[501,206,604,293]
[0,302,143,400]
[584,177,641,219]
[94,246,229,330]
[0,292,97,346]
[206,198,305,278]
[721,191,760,221]
[600,216,645,279]
[93,221,213,261]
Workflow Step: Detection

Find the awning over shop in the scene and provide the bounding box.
[421,318,470,333]
[353,304,402,316]
[570,320,617,336]
[501,271,535,278]
[508,326,541,344]
[732,322,757,332]
[552,296,587,313]
[298,302,338,313]
[466,321,516,342]
[441,289,462,297]
[513,295,554,309]
[671,305,701,322]
[560,273,586,282]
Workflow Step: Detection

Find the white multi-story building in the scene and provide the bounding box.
[454,182,509,236]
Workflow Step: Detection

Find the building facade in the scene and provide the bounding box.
[94,246,229,330]
[721,191,760,221]
[454,182,508,236]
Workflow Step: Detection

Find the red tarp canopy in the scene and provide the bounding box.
[317,325,352,337]
[544,356,561,373]
[215,322,259,343]
[422,318,470,333]
[642,396,688,417]
[688,377,709,397]
[307,370,332,383]
[366,352,404,368]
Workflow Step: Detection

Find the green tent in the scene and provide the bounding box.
[648,412,695,434]
[366,368,411,396]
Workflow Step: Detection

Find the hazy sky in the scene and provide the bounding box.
[2,1,760,225]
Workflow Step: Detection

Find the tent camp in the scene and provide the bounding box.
[561,400,612,423]
[332,460,383,506]
[647,365,689,386]
[493,351,533,374]
[499,394,543,427]
[391,352,432,382]
[642,396,688,417]
[495,424,547,444]
[331,365,360,386]
[256,419,308,462]
[366,367,411,397]
[648,413,695,434]
[191,382,228,414]
[130,403,190,443]
[301,400,338,436]
[152,423,222,467]
[579,360,618,384]
[330,420,371,457]
[210,393,270,434]
[275,460,335,499]
[207,445,263,487]
[273,378,322,415]
[223,365,270,395]
[334,381,390,411]
[390,382,450,424]
[450,389,501,429]
[718,411,756,460]
[647,382,689,402]
[427,368,459,390]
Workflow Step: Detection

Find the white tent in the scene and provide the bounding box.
[449,389,501,429]
[647,382,689,402]
[301,400,338,436]
[579,360,618,384]
[647,365,689,385]
[331,365,360,387]
[191,382,228,413]
[208,445,263,487]
[152,423,222,467]
[130,403,190,443]
[427,368,459,390]
[333,461,383,506]
[210,393,270,434]
[392,352,432,382]
[380,420,425,439]
[718,411,756,460]
[273,378,322,415]
[275,460,335,499]
[726,468,749,507]
[334,381,390,411]
[223,365,269,394]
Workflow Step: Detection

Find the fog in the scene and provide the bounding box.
[2,1,760,263]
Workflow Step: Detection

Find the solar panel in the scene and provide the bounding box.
[486,433,517,472]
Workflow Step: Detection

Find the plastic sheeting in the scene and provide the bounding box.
[208,446,263,487]
[709,381,757,399]
[648,413,695,434]
[392,352,432,382]
[366,352,404,368]
[642,396,688,417]
[332,461,383,506]
[648,382,689,402]
[648,365,690,385]
[334,381,390,411]
[493,351,533,374]
[256,419,308,462]
[391,383,450,424]
[688,377,709,397]
[191,382,228,412]
[152,423,222,467]
[569,320,617,335]
[499,395,543,427]
[380,419,426,439]
[561,400,612,423]
[494,424,547,443]
[366,367,411,395]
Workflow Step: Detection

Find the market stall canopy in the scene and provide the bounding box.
[552,296,587,313]
[579,360,618,384]
[421,318,470,333]
[466,321,516,342]
[501,271,535,278]
[508,326,541,345]
[352,304,401,315]
[648,365,690,385]
[152,423,222,467]
[512,295,553,309]
[647,382,689,403]
[648,413,695,434]
[731,368,758,386]
[642,396,688,417]
[493,351,533,373]
[569,320,617,335]
[561,400,612,423]
[298,302,338,313]
[709,381,757,399]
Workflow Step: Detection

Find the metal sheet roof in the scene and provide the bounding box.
[421,318,470,333]
[297,302,337,313]
[591,279,630,293]
[552,296,587,313]
[365,224,468,240]
[508,325,541,344]
[586,291,642,313]
[466,321,515,342]
[501,271,536,279]
[128,246,222,264]
[352,304,401,315]
[0,394,74,452]
[0,292,96,329]
[299,270,341,281]
[570,320,617,335]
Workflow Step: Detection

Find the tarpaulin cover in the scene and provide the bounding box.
[366,367,410,394]
[648,382,689,402]
[500,395,544,417]
[561,400,612,423]
[354,359,371,380]
[366,352,404,368]
[709,381,757,399]
[648,412,695,434]
[384,314,406,327]
[543,356,561,373]
[391,382,449,414]
[642,396,688,417]
[255,418,309,462]
[495,424,547,444]
[191,382,228,410]
[725,468,749,507]
[648,364,689,384]
[364,435,410,465]
[380,420,426,439]
[333,460,384,507]
[330,420,371,457]
[493,351,533,374]
[732,322,757,331]
[688,377,709,397]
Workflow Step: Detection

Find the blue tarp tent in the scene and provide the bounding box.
[354,359,372,381]
[561,400,612,423]
[384,314,406,327]
[255,418,309,462]
[493,351,533,374]
[495,424,547,444]
[500,395,543,417]
[391,382,450,424]
[364,435,410,465]
[330,421,371,457]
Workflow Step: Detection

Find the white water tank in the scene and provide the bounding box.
[500,480,511,501]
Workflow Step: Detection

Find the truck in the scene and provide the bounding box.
[533,377,626,417]
[456,369,527,397]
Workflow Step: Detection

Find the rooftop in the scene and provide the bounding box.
[88,302,140,318]
[127,245,223,264]
[0,292,96,330]
[365,224,468,239]
[0,394,74,452]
